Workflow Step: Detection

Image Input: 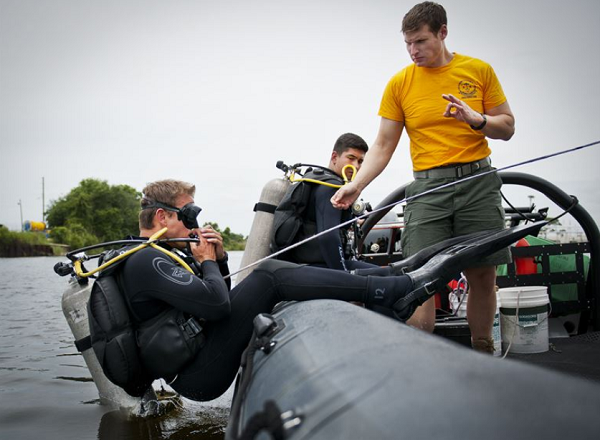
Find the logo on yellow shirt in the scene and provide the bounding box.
[458,80,477,98]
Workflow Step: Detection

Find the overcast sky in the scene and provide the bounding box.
[1,0,599,237]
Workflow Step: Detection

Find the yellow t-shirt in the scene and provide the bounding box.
[378,53,507,171]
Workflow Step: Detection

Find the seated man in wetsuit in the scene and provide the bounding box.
[116,179,541,402]
[277,133,375,271]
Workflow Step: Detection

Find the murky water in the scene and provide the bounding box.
[0,252,244,440]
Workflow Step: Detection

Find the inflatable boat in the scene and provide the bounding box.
[226,170,600,440]
[226,299,600,440]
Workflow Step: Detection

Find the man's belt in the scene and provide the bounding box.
[413,157,491,179]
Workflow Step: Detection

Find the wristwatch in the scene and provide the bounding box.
[470,113,487,130]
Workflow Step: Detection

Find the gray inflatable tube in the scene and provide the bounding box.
[226,300,600,440]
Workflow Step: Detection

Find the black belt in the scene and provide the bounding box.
[413,157,491,179]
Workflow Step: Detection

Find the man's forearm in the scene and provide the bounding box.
[352,141,396,191]
[481,113,515,141]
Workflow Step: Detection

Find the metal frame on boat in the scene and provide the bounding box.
[358,171,599,335]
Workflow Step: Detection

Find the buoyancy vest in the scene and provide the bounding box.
[78,247,205,397]
[271,168,352,264]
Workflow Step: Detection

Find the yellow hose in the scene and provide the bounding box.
[73,227,194,278]
[289,165,357,188]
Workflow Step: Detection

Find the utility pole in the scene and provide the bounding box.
[18,199,23,231]
[42,177,46,223]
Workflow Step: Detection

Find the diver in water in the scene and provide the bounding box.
[116,179,540,402]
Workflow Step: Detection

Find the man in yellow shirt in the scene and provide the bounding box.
[332,1,515,353]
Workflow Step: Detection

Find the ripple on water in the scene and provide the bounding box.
[1,255,236,440]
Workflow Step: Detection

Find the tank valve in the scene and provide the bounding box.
[352,200,372,216]
[54,262,74,277]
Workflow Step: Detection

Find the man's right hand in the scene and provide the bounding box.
[190,231,217,262]
[331,183,361,210]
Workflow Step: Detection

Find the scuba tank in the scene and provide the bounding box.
[236,163,291,284]
[60,275,143,410]
[236,160,360,283]
[56,231,185,416]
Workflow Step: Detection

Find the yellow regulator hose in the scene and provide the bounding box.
[73,227,194,278]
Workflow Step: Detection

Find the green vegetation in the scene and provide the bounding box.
[46,179,141,249]
[204,222,247,251]
[44,178,247,251]
[0,226,62,257]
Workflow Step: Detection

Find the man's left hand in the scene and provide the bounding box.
[442,94,484,127]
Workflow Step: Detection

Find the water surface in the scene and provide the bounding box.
[0,252,244,440]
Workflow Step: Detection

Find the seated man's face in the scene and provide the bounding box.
[331,148,366,180]
[164,194,196,244]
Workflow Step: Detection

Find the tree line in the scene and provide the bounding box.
[46,178,246,250]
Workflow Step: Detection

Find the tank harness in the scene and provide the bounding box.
[270,164,358,258]
[65,228,206,397]
[270,165,357,263]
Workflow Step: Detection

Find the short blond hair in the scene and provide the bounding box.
[139,179,196,229]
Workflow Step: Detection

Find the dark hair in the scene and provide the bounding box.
[402,2,447,34]
[139,179,196,229]
[333,133,369,155]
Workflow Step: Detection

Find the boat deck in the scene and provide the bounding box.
[507,331,600,384]
[435,319,600,384]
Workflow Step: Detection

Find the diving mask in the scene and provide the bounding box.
[145,201,202,230]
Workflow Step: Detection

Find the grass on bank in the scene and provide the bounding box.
[0,226,64,257]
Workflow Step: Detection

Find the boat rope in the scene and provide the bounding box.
[225,139,600,280]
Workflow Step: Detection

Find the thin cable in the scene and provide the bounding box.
[226,140,600,279]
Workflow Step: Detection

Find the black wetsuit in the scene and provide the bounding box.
[286,181,376,271]
[117,245,412,401]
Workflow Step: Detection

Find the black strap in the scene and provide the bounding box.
[75,335,92,352]
[238,400,286,440]
[254,202,277,214]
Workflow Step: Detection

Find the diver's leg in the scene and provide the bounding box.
[172,262,414,400]
[254,260,413,310]
[345,259,380,271]
[171,269,288,401]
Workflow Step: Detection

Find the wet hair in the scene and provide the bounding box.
[402,2,447,35]
[332,133,369,156]
[139,179,196,229]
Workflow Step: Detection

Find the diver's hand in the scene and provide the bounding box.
[331,183,361,210]
[198,225,225,260]
[190,231,217,262]
[442,94,484,127]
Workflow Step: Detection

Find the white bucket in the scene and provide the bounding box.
[498,286,549,354]
[450,293,502,357]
